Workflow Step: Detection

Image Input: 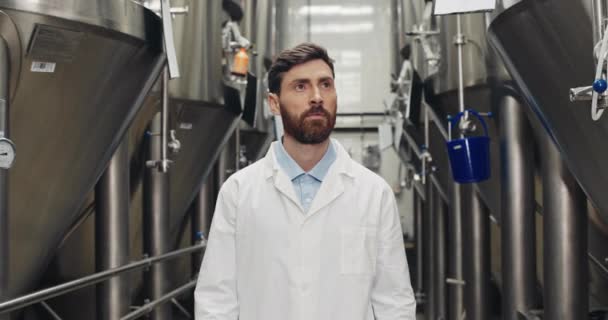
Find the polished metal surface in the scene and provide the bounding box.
[46,2,245,314]
[240,0,276,160]
[592,0,607,44]
[423,180,434,318]
[168,0,225,103]
[447,182,464,320]
[168,102,242,245]
[0,0,165,303]
[95,140,131,320]
[498,94,537,319]
[432,186,447,320]
[488,0,608,222]
[0,0,156,41]
[431,13,488,95]
[413,189,424,299]
[0,37,8,320]
[390,0,424,75]
[540,125,588,320]
[144,112,172,320]
[192,178,214,273]
[0,245,205,315]
[462,185,490,320]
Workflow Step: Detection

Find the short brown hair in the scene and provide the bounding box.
[268,43,335,95]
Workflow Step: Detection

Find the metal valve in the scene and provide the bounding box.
[168,129,181,154]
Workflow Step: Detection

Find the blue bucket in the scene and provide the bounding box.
[446,110,491,184]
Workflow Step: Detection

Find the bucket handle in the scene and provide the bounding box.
[449,109,489,138]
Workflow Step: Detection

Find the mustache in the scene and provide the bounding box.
[302,105,330,118]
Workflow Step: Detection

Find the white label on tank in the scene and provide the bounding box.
[31,61,56,73]
[179,123,193,130]
[434,0,495,15]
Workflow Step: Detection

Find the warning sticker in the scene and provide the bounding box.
[31,61,56,73]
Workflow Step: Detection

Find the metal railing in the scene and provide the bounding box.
[0,242,206,315]
[121,280,197,320]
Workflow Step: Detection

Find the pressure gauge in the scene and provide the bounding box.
[0,138,16,169]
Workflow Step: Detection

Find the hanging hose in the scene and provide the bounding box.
[591,24,608,120]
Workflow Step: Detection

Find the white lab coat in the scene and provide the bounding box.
[195,139,416,320]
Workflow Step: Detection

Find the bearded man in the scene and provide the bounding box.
[194,42,416,320]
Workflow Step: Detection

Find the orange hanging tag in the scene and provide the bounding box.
[232,48,249,76]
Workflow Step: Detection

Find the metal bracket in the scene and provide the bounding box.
[570,86,595,102]
[171,298,193,319]
[160,0,180,78]
[40,302,62,320]
[168,130,181,154]
[446,278,466,286]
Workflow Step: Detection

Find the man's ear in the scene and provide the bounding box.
[268,92,281,116]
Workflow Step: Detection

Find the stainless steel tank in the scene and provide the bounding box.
[0,0,165,302]
[239,0,277,162]
[488,0,608,309]
[42,1,270,317]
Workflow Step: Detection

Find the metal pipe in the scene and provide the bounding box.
[235,126,241,171]
[592,0,608,45]
[456,14,465,114]
[462,185,490,320]
[499,95,537,319]
[589,253,608,278]
[413,189,424,301]
[0,38,9,320]
[144,112,172,320]
[422,105,430,185]
[192,178,213,274]
[120,280,196,320]
[423,179,435,319]
[447,182,464,320]
[433,185,447,320]
[170,298,192,319]
[95,139,130,320]
[40,302,62,320]
[541,134,587,320]
[161,68,169,172]
[0,245,205,314]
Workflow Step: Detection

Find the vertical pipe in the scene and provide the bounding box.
[592,0,608,45]
[95,140,130,320]
[235,126,241,171]
[541,134,587,320]
[413,189,425,300]
[456,14,465,114]
[423,179,435,319]
[0,38,9,320]
[462,185,490,320]
[448,182,464,320]
[499,95,537,320]
[144,112,172,320]
[192,176,214,274]
[161,69,169,172]
[433,185,447,320]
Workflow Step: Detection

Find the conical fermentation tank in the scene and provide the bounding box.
[0,0,165,300]
[488,0,608,308]
[44,2,255,315]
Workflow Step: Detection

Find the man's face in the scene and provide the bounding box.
[269,59,337,144]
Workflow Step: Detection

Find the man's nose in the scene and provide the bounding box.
[310,86,323,104]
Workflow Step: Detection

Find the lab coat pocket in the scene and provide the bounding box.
[340,227,377,275]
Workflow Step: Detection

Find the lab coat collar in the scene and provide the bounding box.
[263,138,355,216]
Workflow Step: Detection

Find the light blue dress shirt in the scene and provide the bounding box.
[274,139,337,212]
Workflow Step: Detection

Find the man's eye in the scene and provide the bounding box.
[321,81,332,89]
[295,84,305,91]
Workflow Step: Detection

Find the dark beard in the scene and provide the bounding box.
[280,104,336,144]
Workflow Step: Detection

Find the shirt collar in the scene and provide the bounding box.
[274,138,337,182]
